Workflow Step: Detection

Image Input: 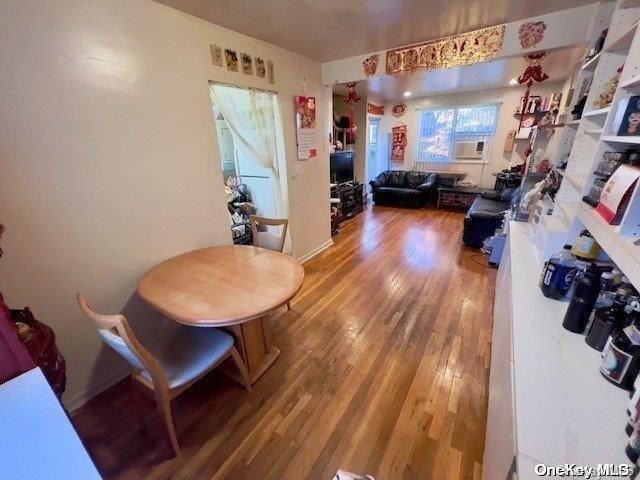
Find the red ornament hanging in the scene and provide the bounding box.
[345,82,361,144]
[516,52,549,131]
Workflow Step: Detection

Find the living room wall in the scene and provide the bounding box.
[376,81,565,188]
[0,0,330,408]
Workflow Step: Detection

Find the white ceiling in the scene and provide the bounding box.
[333,45,584,101]
[157,0,595,61]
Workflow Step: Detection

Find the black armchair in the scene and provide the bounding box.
[462,187,520,248]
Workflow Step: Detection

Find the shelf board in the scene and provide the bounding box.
[577,204,640,288]
[563,171,587,191]
[602,135,640,144]
[604,22,638,52]
[621,74,640,89]
[584,128,603,135]
[582,106,611,118]
[580,52,601,71]
[556,201,578,222]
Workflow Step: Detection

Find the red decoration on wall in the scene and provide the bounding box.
[367,102,384,115]
[363,54,379,77]
[518,21,546,49]
[391,124,407,163]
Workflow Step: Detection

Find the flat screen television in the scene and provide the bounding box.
[330,151,354,184]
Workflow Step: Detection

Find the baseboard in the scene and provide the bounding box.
[66,367,130,412]
[297,239,333,264]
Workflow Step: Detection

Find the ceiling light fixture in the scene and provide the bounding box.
[509,78,518,86]
[403,91,412,97]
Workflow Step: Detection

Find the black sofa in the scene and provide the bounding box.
[369,170,439,207]
[463,187,521,248]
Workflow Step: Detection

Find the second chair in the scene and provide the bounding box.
[250,215,291,310]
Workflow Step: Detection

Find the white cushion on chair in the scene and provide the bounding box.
[99,329,147,372]
[142,326,234,389]
[256,231,281,251]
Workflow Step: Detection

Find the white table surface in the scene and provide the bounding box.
[0,368,101,479]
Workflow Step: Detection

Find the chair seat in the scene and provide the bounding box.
[256,231,282,251]
[141,326,234,389]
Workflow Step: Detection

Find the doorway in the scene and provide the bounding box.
[367,117,386,192]
[210,83,288,246]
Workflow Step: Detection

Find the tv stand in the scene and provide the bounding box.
[331,181,364,225]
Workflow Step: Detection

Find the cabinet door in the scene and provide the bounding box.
[483,237,517,479]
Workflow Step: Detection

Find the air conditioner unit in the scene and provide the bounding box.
[454,140,485,159]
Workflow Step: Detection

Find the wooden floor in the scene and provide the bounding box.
[73,204,496,480]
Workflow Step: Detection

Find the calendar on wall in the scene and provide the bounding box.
[295,96,317,160]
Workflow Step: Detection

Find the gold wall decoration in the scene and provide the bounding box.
[385,24,506,76]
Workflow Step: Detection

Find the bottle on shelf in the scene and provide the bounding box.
[586,294,627,351]
[539,245,579,300]
[601,300,640,390]
[571,230,601,261]
[612,268,624,286]
[563,264,603,333]
[585,271,616,331]
[627,375,640,436]
[629,427,640,464]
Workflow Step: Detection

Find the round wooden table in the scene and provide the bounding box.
[138,245,304,384]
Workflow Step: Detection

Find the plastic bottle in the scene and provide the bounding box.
[539,245,578,300]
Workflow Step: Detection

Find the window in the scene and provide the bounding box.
[416,103,499,163]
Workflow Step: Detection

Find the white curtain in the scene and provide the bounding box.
[210,84,291,252]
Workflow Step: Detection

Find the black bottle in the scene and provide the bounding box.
[628,426,640,463]
[586,295,627,351]
[601,301,640,390]
[563,264,602,333]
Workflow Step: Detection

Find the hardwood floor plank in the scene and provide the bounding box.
[72,204,496,480]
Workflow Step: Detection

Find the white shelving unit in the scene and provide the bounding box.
[551,0,640,280]
[487,3,640,476]
[484,223,630,479]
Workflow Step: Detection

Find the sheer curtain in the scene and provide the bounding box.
[209,83,291,251]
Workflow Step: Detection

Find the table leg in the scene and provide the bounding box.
[223,317,280,385]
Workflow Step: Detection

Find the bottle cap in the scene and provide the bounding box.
[563,244,572,249]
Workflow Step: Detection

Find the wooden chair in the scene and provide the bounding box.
[249,215,291,309]
[76,293,250,456]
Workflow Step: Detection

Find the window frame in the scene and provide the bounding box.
[414,102,500,165]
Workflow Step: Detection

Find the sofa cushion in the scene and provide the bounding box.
[378,186,420,201]
[404,171,429,188]
[386,170,406,187]
[467,197,508,219]
[480,189,501,201]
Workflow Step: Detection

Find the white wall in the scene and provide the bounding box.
[376,82,565,187]
[0,0,330,408]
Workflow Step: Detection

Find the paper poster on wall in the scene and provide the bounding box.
[391,124,407,163]
[295,96,317,160]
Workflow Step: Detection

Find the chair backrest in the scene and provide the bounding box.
[250,215,288,253]
[76,293,165,384]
